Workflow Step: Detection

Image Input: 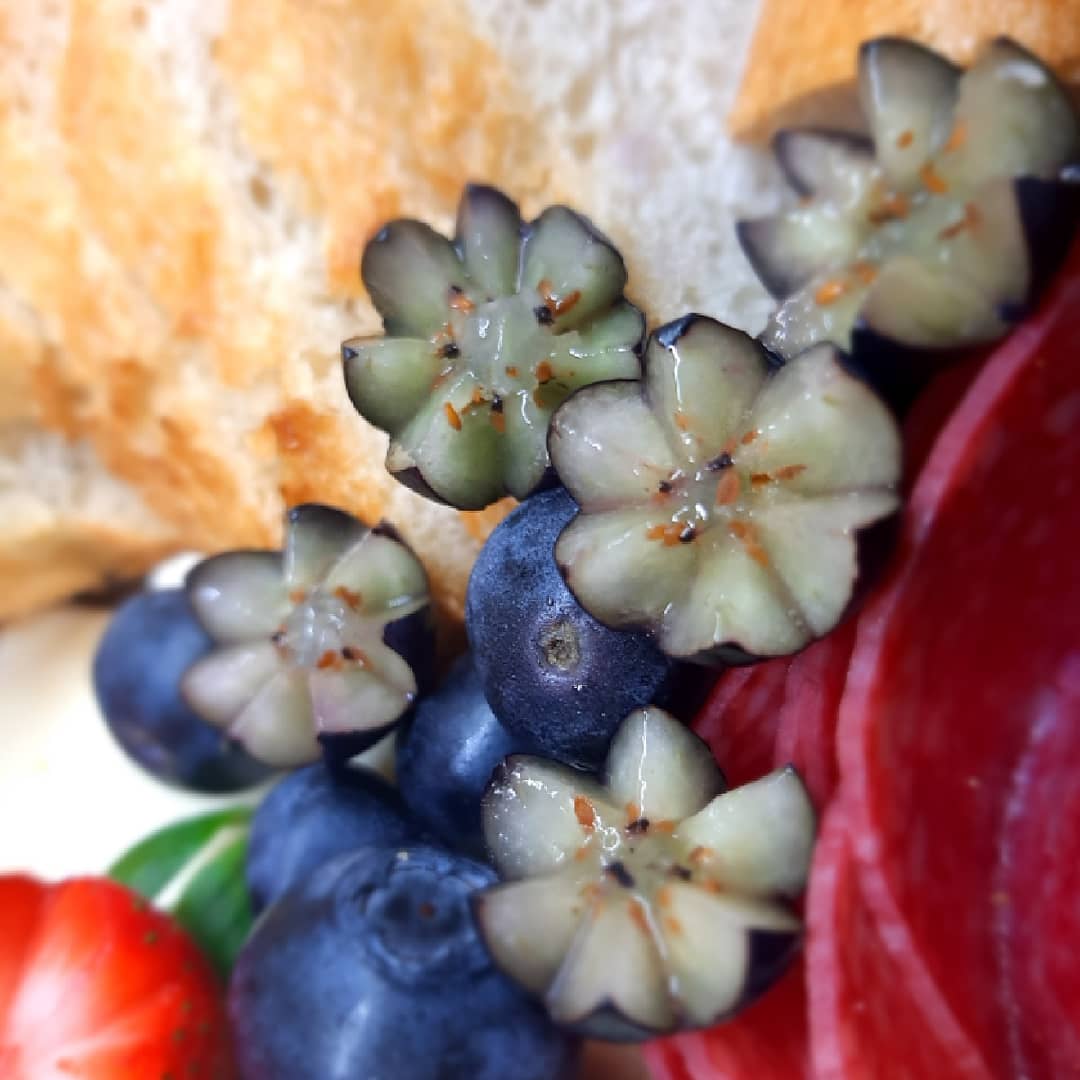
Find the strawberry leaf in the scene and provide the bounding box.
[109,807,254,977]
[174,831,253,978]
[108,807,251,899]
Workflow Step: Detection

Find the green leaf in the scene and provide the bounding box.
[174,833,254,979]
[108,807,256,978]
[108,807,252,900]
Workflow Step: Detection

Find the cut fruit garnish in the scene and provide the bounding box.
[474,707,815,1040]
[548,315,901,665]
[343,184,644,509]
[858,37,962,192]
[773,128,875,202]
[182,504,431,767]
[738,36,1079,388]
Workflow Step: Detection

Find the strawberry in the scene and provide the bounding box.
[0,875,235,1079]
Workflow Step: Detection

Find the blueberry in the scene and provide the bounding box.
[466,488,709,769]
[396,653,531,857]
[230,846,579,1080]
[92,588,272,793]
[246,763,426,913]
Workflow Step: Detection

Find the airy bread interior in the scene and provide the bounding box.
[0,0,781,626]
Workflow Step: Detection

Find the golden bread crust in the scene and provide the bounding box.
[732,0,1080,137]
[0,522,178,620]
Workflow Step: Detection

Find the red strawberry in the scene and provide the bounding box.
[0,875,235,1079]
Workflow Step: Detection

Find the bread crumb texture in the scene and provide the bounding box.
[0,0,780,622]
[732,0,1080,136]
[0,0,567,622]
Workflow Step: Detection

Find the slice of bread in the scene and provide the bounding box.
[0,0,778,626]
[0,424,180,618]
[4,0,1074,628]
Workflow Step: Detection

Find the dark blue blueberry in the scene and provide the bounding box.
[466,487,710,770]
[246,763,426,913]
[395,653,531,857]
[230,845,579,1080]
[92,588,272,794]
